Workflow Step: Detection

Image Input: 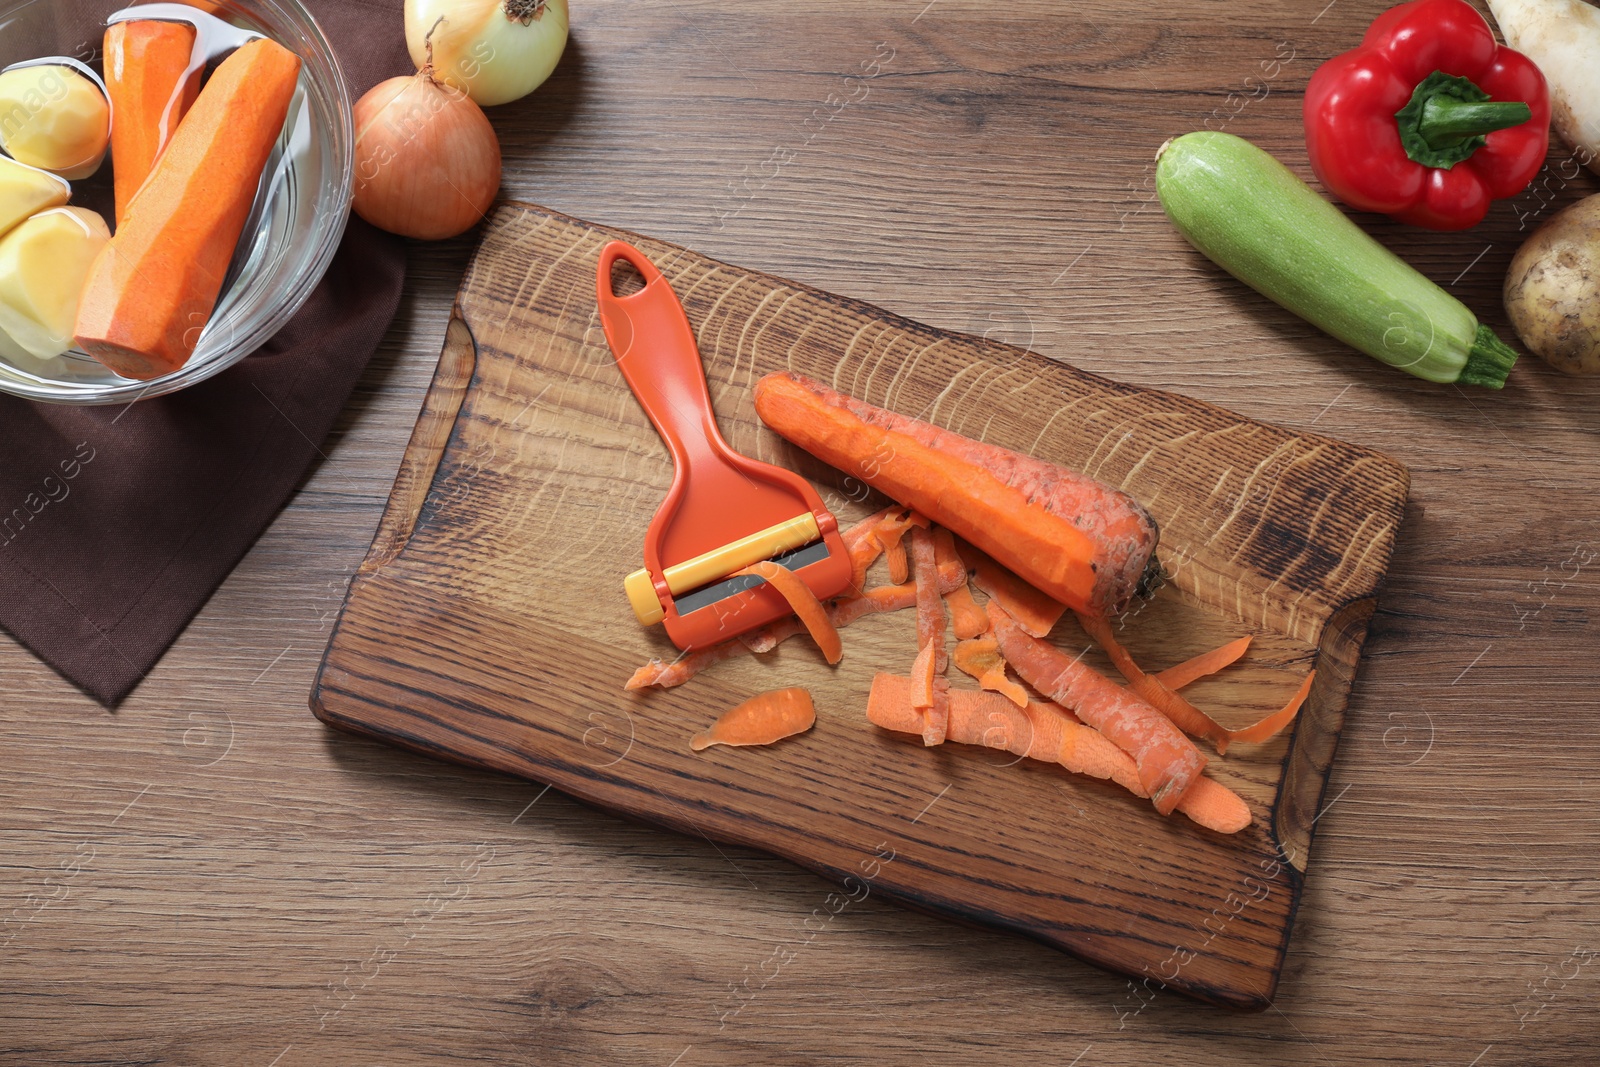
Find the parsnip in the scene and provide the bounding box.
[1489,0,1600,175]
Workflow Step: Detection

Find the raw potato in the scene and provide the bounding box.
[1503,195,1600,375]
[0,207,111,361]
[0,64,111,180]
[0,155,70,237]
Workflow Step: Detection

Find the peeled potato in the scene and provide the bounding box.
[0,63,111,180]
[0,155,70,238]
[1504,195,1600,376]
[0,207,111,361]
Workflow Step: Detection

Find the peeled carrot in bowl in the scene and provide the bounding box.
[104,20,200,224]
[753,372,1160,618]
[75,38,301,381]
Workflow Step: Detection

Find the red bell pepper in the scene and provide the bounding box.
[1304,0,1550,231]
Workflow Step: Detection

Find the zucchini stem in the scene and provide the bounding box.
[1459,325,1520,389]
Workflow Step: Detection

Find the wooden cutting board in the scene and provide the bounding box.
[311,201,1408,1010]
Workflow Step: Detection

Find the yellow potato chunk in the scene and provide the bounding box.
[0,154,69,238]
[0,64,111,180]
[0,207,111,361]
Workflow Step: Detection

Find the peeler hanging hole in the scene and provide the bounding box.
[608,258,647,299]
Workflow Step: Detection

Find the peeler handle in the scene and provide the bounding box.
[596,241,724,474]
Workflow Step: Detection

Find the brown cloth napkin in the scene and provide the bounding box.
[0,0,412,705]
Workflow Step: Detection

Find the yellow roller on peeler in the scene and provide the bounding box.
[624,513,821,626]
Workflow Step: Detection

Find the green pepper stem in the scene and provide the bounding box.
[1417,97,1532,148]
[1395,70,1532,169]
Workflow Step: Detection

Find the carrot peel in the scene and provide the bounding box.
[910,527,950,744]
[932,527,988,639]
[691,688,816,751]
[841,506,897,593]
[952,636,1029,709]
[957,538,1068,638]
[736,560,843,665]
[1227,668,1314,746]
[1078,611,1306,753]
[1154,635,1253,691]
[867,674,1249,833]
[909,643,936,708]
[988,601,1206,813]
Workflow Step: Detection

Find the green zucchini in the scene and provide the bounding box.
[1155,131,1518,389]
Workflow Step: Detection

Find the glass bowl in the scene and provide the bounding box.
[0,0,353,405]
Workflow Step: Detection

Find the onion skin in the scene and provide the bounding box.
[352,72,502,241]
[405,0,570,108]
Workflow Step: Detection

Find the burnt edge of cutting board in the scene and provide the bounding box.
[311,201,1410,1010]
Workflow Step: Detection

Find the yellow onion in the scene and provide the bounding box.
[404,0,569,108]
[352,51,502,241]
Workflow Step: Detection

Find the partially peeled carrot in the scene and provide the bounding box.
[691,688,816,751]
[754,372,1159,618]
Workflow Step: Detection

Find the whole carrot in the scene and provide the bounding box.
[753,372,1159,618]
[986,600,1206,813]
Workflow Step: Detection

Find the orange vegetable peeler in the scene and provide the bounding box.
[596,241,853,652]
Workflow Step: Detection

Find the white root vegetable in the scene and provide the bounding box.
[1489,0,1600,175]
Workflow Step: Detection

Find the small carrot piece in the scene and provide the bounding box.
[1170,776,1252,835]
[956,538,1068,638]
[911,527,950,744]
[735,561,843,665]
[932,527,988,639]
[1078,612,1305,753]
[754,372,1160,617]
[691,687,816,751]
[951,636,1029,709]
[988,601,1206,814]
[1154,635,1253,691]
[867,674,1250,833]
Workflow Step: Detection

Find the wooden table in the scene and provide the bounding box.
[5,0,1598,1062]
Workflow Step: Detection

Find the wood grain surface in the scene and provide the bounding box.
[310,201,1408,1009]
[4,0,1599,1062]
